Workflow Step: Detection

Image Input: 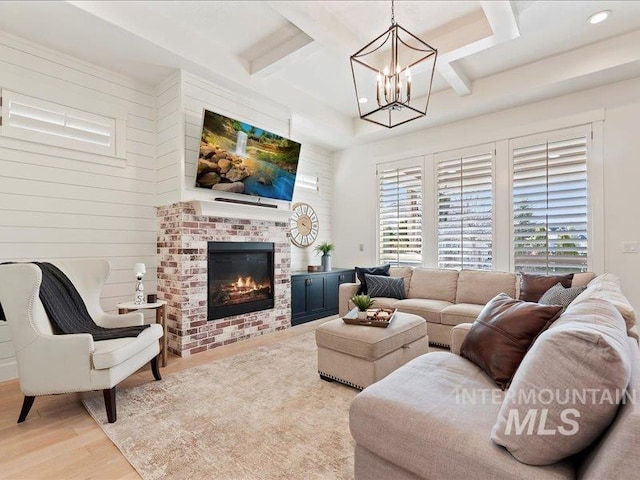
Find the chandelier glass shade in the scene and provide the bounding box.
[350,2,437,128]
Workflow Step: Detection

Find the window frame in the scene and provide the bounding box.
[0,89,123,158]
[376,157,425,266]
[434,142,496,271]
[508,124,596,273]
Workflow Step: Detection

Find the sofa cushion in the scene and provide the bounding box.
[355,265,390,295]
[316,313,426,361]
[394,298,452,324]
[389,266,413,298]
[519,272,574,302]
[408,268,458,303]
[570,273,638,340]
[456,270,517,305]
[92,323,163,369]
[578,337,640,479]
[460,293,563,389]
[441,303,484,326]
[491,298,632,465]
[365,274,406,299]
[350,353,574,480]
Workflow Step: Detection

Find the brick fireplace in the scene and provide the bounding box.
[157,202,291,357]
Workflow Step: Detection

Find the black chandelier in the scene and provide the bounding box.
[350,0,438,128]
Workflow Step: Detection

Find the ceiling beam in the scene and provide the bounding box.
[267,1,361,57]
[481,0,520,40]
[437,1,520,96]
[249,30,318,79]
[437,62,472,96]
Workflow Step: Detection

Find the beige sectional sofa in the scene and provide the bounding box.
[349,274,640,479]
[339,267,594,347]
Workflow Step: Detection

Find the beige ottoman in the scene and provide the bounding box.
[315,312,429,390]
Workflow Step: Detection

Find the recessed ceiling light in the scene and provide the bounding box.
[588,10,611,25]
[358,97,368,104]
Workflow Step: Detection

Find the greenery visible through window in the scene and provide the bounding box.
[437,149,493,270]
[378,164,423,265]
[512,135,588,273]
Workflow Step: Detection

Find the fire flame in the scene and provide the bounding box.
[236,276,257,290]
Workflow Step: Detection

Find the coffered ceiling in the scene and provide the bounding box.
[0,1,639,149]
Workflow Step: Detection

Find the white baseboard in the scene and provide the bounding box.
[0,359,18,383]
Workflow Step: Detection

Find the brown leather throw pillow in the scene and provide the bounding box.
[519,272,574,302]
[460,293,563,389]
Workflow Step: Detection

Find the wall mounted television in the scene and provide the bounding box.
[195,109,302,202]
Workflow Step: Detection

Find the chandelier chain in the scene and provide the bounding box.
[391,0,395,25]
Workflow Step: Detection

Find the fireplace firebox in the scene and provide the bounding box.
[207,242,275,320]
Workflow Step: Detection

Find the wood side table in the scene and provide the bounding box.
[116,300,168,367]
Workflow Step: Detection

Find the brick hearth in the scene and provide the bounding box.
[157,202,291,356]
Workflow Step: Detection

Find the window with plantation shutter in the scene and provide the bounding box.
[0,90,116,157]
[378,162,423,265]
[512,128,589,273]
[436,145,494,270]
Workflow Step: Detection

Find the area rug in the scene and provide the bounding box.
[82,332,357,480]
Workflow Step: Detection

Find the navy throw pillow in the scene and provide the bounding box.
[355,264,391,294]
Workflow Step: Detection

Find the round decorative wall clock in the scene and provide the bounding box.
[290,202,319,247]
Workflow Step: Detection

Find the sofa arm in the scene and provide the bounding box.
[339,283,359,317]
[450,323,473,356]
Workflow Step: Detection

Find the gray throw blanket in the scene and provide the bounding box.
[0,262,148,340]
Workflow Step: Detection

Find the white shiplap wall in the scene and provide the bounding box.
[0,32,159,381]
[179,72,334,271]
[156,72,183,206]
[290,143,334,272]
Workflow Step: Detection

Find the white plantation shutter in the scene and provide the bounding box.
[512,128,589,273]
[378,162,423,265]
[1,90,116,156]
[436,145,493,270]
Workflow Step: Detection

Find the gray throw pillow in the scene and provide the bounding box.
[539,282,586,309]
[364,274,406,299]
[491,298,632,465]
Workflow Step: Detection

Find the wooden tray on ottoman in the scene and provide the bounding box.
[342,308,397,328]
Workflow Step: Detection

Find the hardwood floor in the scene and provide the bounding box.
[0,318,332,480]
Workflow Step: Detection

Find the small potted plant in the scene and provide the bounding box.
[351,294,374,319]
[314,241,335,272]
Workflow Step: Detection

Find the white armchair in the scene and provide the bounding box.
[0,259,163,423]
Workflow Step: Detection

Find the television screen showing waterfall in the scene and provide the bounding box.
[195,109,302,202]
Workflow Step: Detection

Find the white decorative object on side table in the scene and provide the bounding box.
[133,263,146,305]
[117,300,168,367]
